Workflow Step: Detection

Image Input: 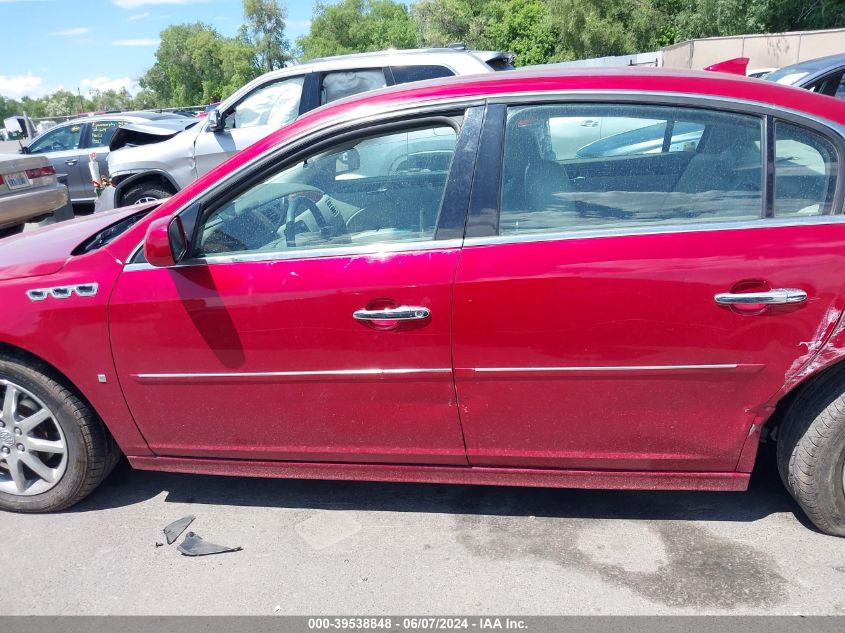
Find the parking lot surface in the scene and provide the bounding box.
[0,449,844,615]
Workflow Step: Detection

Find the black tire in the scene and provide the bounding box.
[0,354,118,512]
[121,182,173,206]
[777,367,845,536]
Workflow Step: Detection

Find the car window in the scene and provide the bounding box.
[195,122,458,257]
[774,122,838,217]
[390,65,454,84]
[807,71,845,98]
[88,120,122,148]
[229,75,304,129]
[499,104,764,236]
[27,123,84,153]
[321,69,387,105]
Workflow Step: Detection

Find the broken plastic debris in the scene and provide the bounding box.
[163,515,195,545]
[177,531,243,556]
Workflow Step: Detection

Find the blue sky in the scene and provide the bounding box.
[0,0,398,100]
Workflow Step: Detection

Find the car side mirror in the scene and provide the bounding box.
[207,108,223,132]
[144,215,188,267]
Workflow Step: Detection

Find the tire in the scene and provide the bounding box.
[0,354,118,512]
[121,182,174,206]
[777,367,845,536]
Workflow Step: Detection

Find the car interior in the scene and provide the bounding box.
[499,104,839,236]
[196,124,459,256]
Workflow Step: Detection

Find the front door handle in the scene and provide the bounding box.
[64,159,78,166]
[714,288,808,305]
[353,306,431,321]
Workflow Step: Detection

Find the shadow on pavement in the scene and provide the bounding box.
[68,443,809,527]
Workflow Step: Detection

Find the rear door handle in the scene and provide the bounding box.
[353,306,431,321]
[714,288,808,305]
[64,159,78,165]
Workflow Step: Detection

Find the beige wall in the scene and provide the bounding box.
[662,28,845,70]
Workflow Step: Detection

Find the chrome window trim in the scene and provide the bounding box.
[124,87,845,269]
[462,214,845,248]
[123,238,464,272]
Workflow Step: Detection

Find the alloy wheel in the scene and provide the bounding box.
[0,379,67,495]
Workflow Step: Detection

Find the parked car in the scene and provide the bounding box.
[766,53,845,98]
[0,153,67,237]
[96,47,514,210]
[22,112,196,206]
[3,68,845,536]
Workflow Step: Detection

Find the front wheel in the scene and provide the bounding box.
[778,369,845,536]
[121,182,173,206]
[0,354,118,512]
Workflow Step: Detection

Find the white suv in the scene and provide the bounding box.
[97,47,513,210]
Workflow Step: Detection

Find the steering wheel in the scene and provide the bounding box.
[283,195,343,247]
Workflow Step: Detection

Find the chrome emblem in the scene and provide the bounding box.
[0,429,13,447]
[27,283,99,302]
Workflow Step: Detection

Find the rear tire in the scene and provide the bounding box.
[777,369,845,536]
[121,182,173,206]
[0,354,117,512]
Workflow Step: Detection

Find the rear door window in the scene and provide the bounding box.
[320,69,387,105]
[87,120,122,148]
[499,103,764,235]
[390,65,454,84]
[774,121,839,216]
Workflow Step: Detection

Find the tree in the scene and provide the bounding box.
[486,0,558,65]
[411,0,499,49]
[544,0,674,59]
[297,0,417,60]
[241,0,290,72]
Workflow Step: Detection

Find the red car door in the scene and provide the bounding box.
[109,111,480,464]
[453,100,845,472]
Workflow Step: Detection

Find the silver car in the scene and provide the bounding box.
[0,153,68,237]
[22,111,193,206]
[98,47,513,210]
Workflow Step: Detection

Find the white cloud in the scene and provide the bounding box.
[0,73,44,98]
[127,11,150,21]
[112,38,160,46]
[49,27,90,36]
[112,0,208,9]
[79,76,141,96]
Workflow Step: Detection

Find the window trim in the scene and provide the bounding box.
[470,93,845,242]
[180,112,472,265]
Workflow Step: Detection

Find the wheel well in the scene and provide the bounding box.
[763,359,845,442]
[116,173,177,205]
[0,342,119,452]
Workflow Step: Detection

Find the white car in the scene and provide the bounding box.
[97,47,514,210]
[0,153,68,237]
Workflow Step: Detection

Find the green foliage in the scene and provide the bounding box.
[296,0,417,60]
[3,0,845,116]
[241,0,291,72]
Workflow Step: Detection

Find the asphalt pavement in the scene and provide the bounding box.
[1,447,844,615]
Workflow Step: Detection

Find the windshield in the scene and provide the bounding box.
[71,207,157,255]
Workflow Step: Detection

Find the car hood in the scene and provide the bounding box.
[0,205,154,281]
[109,119,199,151]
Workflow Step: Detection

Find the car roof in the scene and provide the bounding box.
[306,47,510,65]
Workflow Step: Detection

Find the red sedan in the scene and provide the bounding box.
[2,68,845,536]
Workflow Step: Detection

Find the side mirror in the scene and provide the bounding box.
[207,108,223,132]
[144,215,188,267]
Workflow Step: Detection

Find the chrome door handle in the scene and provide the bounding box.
[64,159,78,165]
[353,306,431,321]
[580,120,599,128]
[714,288,808,305]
